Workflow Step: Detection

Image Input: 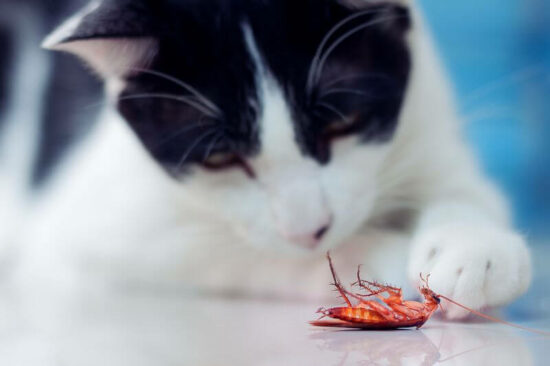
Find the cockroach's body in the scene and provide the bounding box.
[311,253,442,330]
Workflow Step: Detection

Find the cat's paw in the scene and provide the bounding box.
[408,224,531,319]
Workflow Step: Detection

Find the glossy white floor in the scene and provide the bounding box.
[1,246,548,366]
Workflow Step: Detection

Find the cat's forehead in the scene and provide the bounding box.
[46,0,412,172]
[47,0,327,39]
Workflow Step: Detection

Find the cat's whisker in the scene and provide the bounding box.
[320,88,371,99]
[315,102,352,124]
[175,129,220,172]
[313,15,404,89]
[464,106,520,125]
[306,9,384,96]
[376,145,449,200]
[313,110,331,122]
[320,73,386,90]
[461,64,544,109]
[83,98,118,111]
[152,118,217,151]
[118,93,219,118]
[130,67,223,117]
[202,133,226,162]
[372,195,423,213]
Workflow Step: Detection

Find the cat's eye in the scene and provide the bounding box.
[203,152,241,169]
[322,113,361,140]
[324,121,353,136]
[202,152,256,178]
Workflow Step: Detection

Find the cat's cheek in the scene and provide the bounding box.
[177,168,254,208]
[174,170,297,252]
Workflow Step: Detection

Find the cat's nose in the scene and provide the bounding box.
[281,218,332,249]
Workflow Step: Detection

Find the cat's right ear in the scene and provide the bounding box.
[42,1,158,79]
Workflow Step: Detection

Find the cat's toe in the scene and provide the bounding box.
[408,224,531,319]
[427,255,491,319]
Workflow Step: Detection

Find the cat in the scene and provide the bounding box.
[6,0,531,319]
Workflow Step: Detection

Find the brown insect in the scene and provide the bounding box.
[311,253,550,335]
[310,253,440,329]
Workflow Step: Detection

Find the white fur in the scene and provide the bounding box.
[10,2,531,319]
[242,25,332,248]
[0,4,50,264]
[41,0,101,49]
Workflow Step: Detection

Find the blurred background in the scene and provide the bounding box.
[420,0,550,240]
[0,1,548,365]
[0,0,548,237]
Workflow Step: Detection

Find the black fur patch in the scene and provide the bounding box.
[51,0,412,174]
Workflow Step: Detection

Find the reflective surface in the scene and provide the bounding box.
[0,292,547,366]
[0,245,548,366]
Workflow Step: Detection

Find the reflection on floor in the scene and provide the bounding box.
[0,245,548,366]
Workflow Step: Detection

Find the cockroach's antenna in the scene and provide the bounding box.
[419,273,431,287]
[438,294,550,337]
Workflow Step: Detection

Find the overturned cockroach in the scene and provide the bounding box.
[311,253,550,335]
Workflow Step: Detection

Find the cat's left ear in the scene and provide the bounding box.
[337,0,411,34]
[42,1,158,78]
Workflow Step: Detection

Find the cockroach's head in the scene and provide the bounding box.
[419,273,441,304]
[420,287,441,304]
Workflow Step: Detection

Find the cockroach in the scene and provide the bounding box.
[310,253,550,335]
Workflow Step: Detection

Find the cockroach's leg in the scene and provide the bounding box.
[364,280,402,295]
[352,266,388,298]
[385,301,422,320]
[325,259,381,309]
[339,287,394,316]
[316,307,330,320]
[359,283,401,301]
[327,252,352,307]
[357,299,398,320]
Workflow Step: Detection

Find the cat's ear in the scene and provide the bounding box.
[337,0,411,34]
[42,1,158,78]
[339,0,411,8]
[43,37,158,79]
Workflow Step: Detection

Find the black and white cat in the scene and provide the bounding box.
[10,0,530,318]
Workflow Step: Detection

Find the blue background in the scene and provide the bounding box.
[420,0,549,239]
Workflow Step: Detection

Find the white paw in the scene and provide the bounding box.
[408,224,531,319]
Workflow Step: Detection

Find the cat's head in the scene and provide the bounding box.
[44,0,412,253]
